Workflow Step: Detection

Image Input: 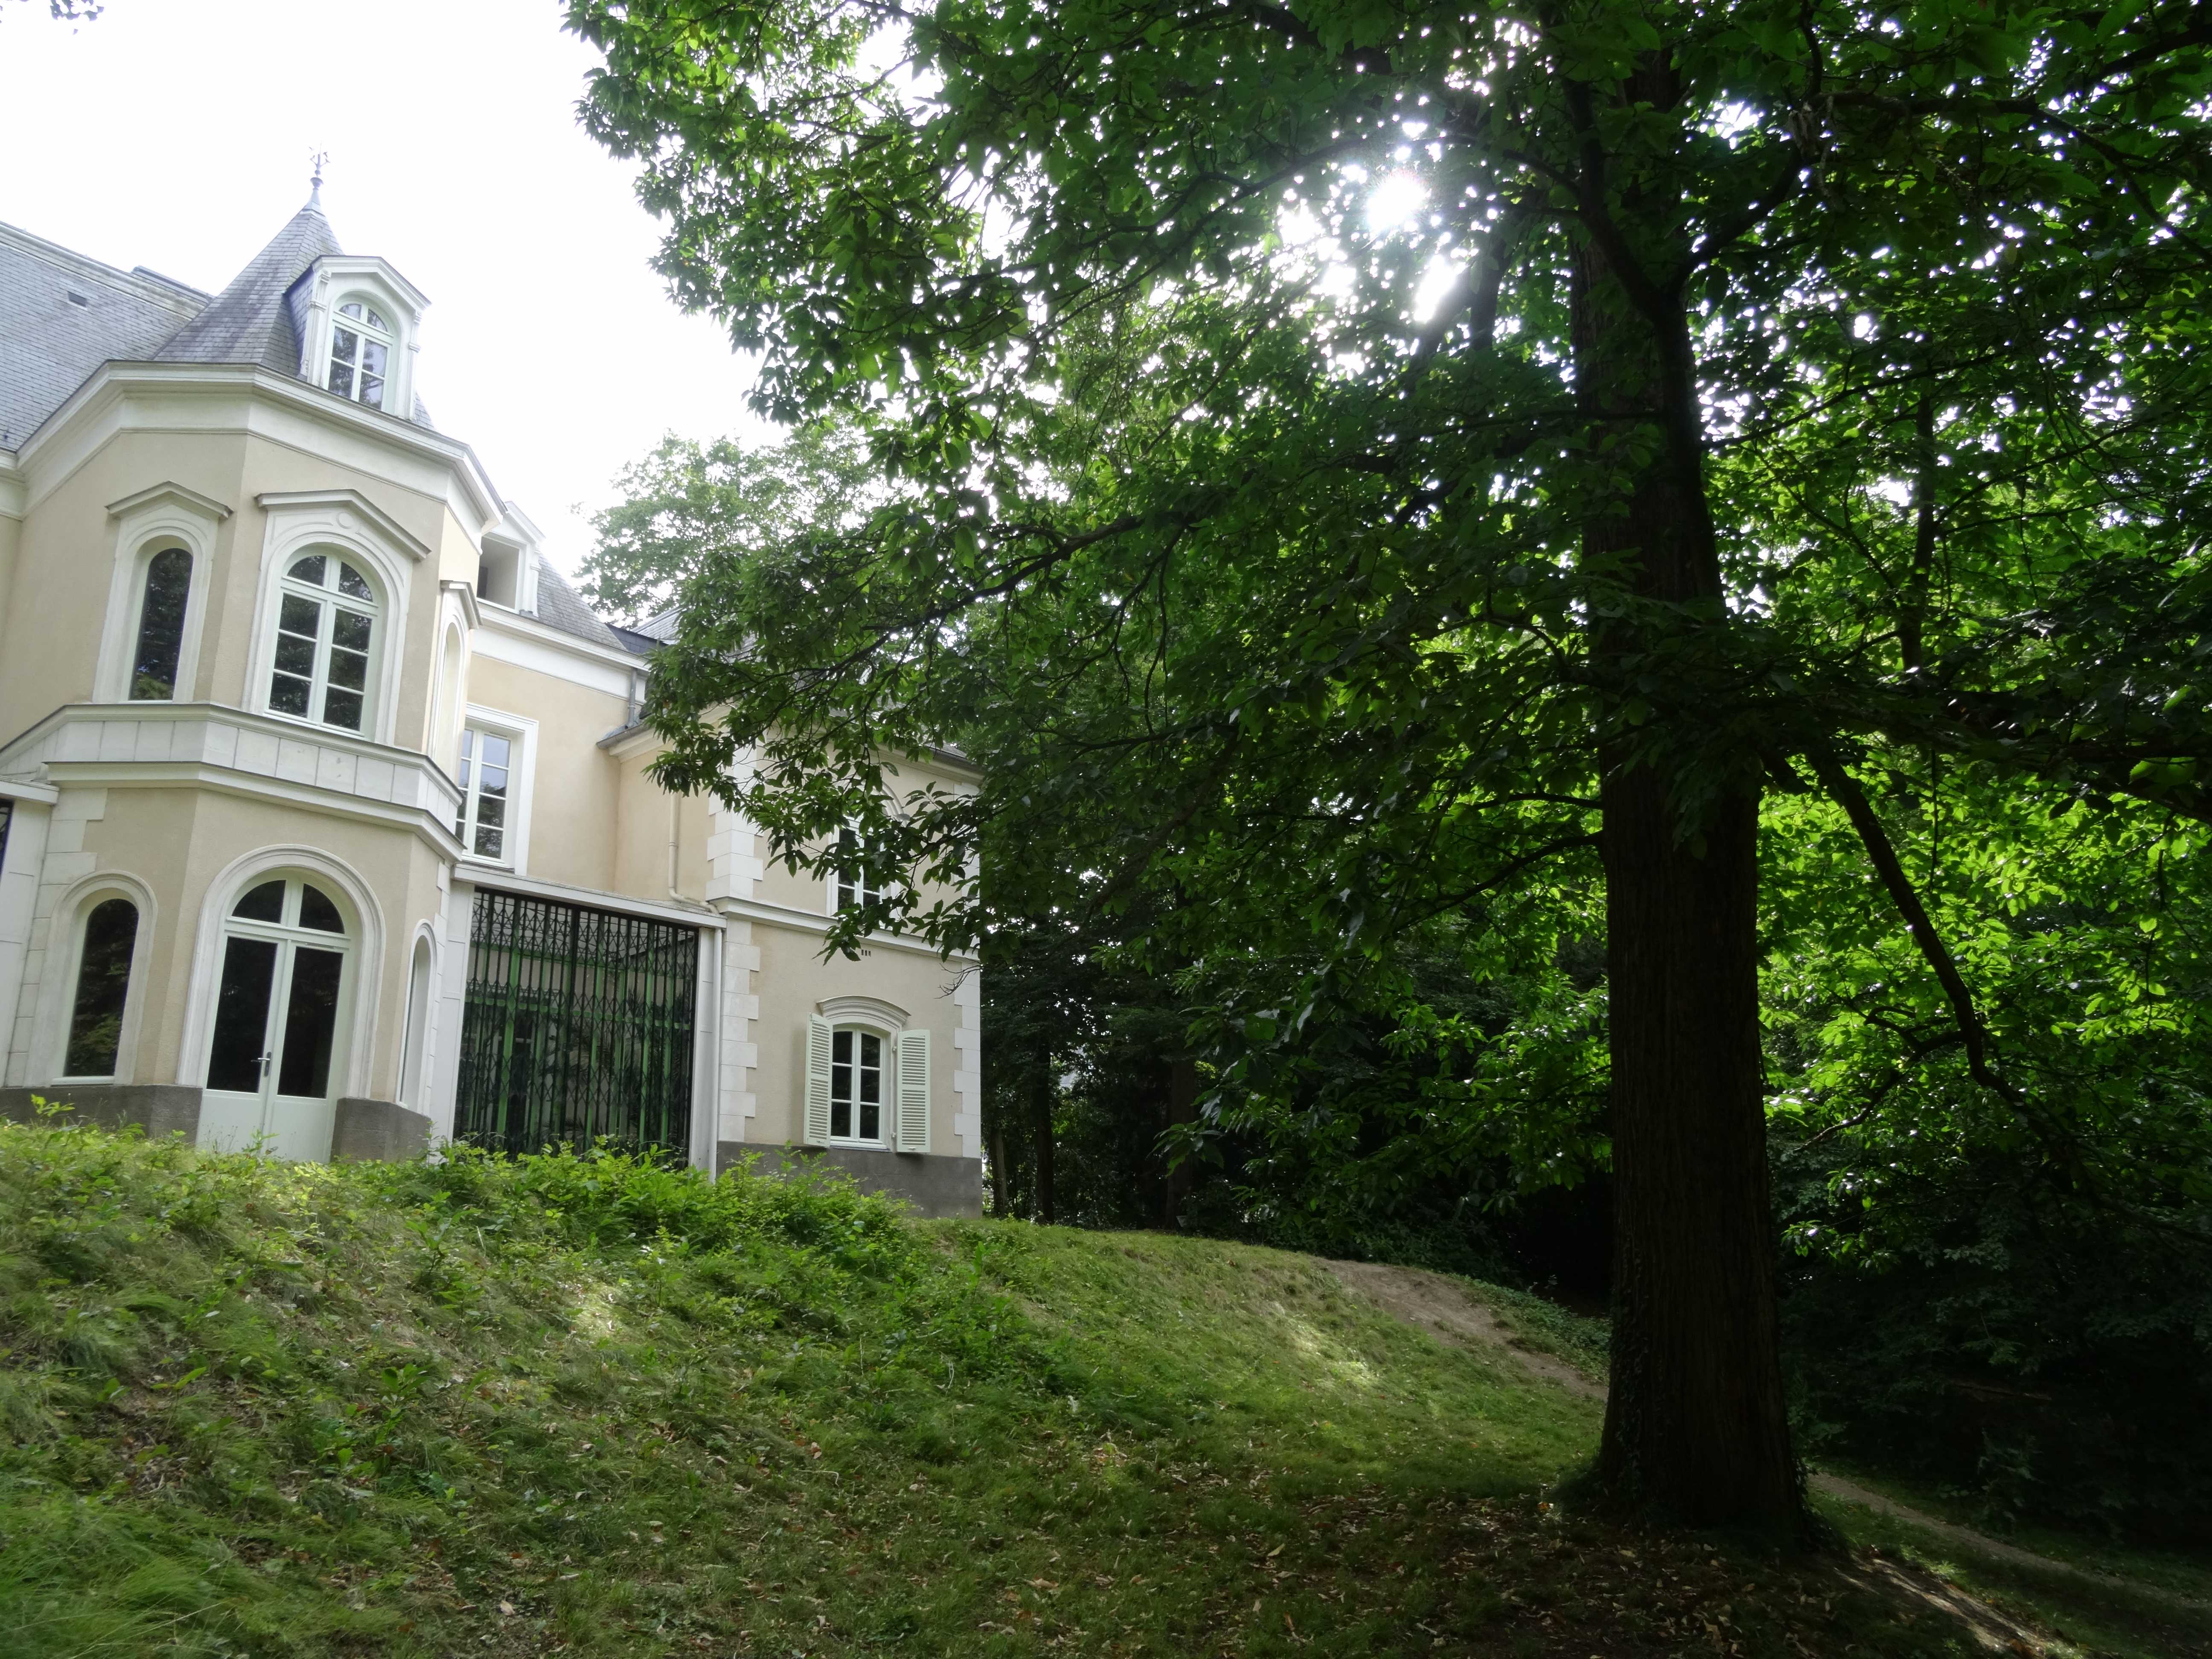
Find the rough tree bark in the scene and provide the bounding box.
[1570,89,1803,1533]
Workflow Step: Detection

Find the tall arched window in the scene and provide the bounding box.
[327,298,391,410]
[63,897,139,1078]
[268,553,379,732]
[129,547,192,701]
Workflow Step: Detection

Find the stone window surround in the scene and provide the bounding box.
[93,482,232,706]
[32,870,157,1088]
[241,491,425,749]
[453,703,538,876]
[293,256,429,427]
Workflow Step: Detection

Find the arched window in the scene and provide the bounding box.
[63,897,139,1078]
[201,875,353,1161]
[327,298,391,410]
[129,547,192,701]
[398,934,433,1109]
[268,553,378,732]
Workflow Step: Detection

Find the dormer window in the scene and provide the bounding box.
[327,298,391,410]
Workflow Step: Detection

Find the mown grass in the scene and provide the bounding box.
[0,1115,2186,1658]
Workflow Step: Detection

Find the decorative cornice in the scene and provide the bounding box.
[817,994,910,1029]
[13,362,504,527]
[106,480,233,521]
[257,489,432,562]
[439,578,482,631]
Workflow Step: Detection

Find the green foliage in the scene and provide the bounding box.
[565,0,2212,1529]
[1,1118,2203,1653]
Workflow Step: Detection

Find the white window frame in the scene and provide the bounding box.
[326,294,398,410]
[264,550,385,735]
[292,256,427,422]
[829,825,899,917]
[32,875,157,1087]
[454,706,537,873]
[244,495,421,748]
[95,483,229,704]
[804,997,930,1153]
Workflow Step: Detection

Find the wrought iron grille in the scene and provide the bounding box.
[454,889,699,1158]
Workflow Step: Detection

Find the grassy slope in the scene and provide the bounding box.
[0,1120,2200,1659]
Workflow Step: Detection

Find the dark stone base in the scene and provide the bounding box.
[332,1097,431,1161]
[721,1142,983,1219]
[0,1086,429,1164]
[0,1083,202,1140]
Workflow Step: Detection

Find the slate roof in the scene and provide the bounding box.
[151,201,341,377]
[0,221,204,449]
[531,555,631,653]
[2,195,434,449]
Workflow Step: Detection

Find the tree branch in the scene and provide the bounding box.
[1806,745,2013,1098]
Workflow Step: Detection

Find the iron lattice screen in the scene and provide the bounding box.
[455,889,699,1158]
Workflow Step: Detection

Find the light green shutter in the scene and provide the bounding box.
[803,1015,833,1146]
[895,1028,930,1153]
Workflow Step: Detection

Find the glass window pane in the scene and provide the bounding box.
[860,1097,880,1141]
[472,824,504,861]
[859,1033,880,1069]
[366,307,388,331]
[338,564,373,603]
[833,1029,851,1064]
[232,879,284,922]
[361,339,388,376]
[274,631,316,678]
[479,733,511,768]
[326,647,369,693]
[286,555,326,587]
[207,935,278,1092]
[130,548,192,701]
[268,673,312,717]
[63,898,137,1076]
[340,302,362,320]
[276,946,345,1097]
[322,687,364,731]
[331,607,372,651]
[298,885,344,934]
[475,794,506,831]
[358,373,384,410]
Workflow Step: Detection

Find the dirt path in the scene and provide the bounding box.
[1319,1256,2209,1627]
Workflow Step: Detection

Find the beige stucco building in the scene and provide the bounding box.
[0,192,983,1214]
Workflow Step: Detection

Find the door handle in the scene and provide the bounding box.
[260,1051,273,1078]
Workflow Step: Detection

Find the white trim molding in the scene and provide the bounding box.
[454,703,538,876]
[175,844,385,1098]
[26,869,157,1089]
[95,481,231,704]
[242,494,419,747]
[0,702,465,861]
[816,994,909,1031]
[291,256,431,425]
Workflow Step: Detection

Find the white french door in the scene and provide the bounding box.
[197,876,352,1161]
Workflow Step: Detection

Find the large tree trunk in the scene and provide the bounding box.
[1598,769,1798,1531]
[1572,127,1802,1533]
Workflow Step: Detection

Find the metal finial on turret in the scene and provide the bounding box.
[308,149,329,210]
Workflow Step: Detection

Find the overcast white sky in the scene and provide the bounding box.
[0,0,771,576]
